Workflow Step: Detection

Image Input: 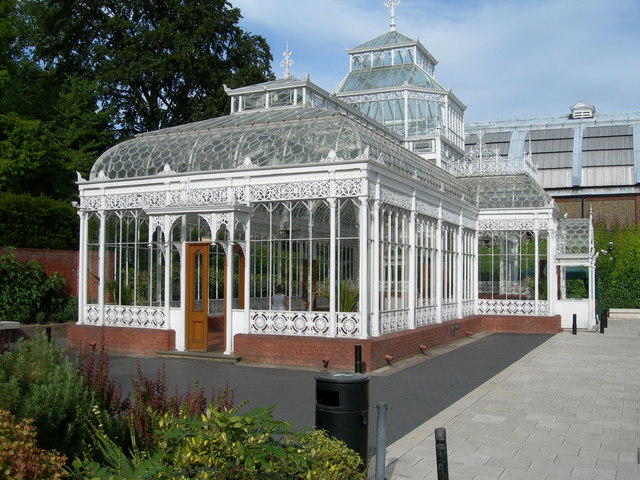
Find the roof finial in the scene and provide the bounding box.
[280,41,294,79]
[385,0,401,31]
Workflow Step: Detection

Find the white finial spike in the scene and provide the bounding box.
[280,41,294,79]
[385,0,401,31]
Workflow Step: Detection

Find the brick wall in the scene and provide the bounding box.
[1,248,78,296]
[234,315,560,371]
[555,196,639,225]
[67,324,175,355]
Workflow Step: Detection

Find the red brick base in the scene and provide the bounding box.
[234,315,560,371]
[67,324,175,355]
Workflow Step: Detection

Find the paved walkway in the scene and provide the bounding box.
[374,318,640,480]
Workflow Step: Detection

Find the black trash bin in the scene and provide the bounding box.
[315,372,370,463]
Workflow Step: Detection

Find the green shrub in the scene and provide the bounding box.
[70,404,365,480]
[595,224,640,310]
[0,193,78,250]
[0,250,69,324]
[0,409,67,480]
[0,333,94,460]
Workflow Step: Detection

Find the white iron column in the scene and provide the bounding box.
[98,211,106,325]
[358,196,369,339]
[534,229,539,308]
[77,210,87,324]
[548,227,557,314]
[225,215,235,354]
[244,221,251,334]
[435,210,443,322]
[371,198,381,336]
[328,197,337,336]
[408,200,417,329]
[163,233,171,330]
[456,217,464,319]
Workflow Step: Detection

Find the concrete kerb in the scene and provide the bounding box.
[367,330,563,478]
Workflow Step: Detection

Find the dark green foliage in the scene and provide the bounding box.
[0,333,94,461]
[595,224,640,310]
[18,0,274,137]
[0,193,78,249]
[0,250,70,323]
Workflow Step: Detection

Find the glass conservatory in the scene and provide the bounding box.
[75,77,596,363]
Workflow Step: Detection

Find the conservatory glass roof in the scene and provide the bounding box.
[337,64,445,93]
[89,105,471,204]
[352,31,416,49]
[461,174,553,209]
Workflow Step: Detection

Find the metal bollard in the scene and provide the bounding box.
[603,310,608,328]
[355,344,363,373]
[572,314,577,335]
[435,427,449,480]
[600,316,605,334]
[375,402,389,480]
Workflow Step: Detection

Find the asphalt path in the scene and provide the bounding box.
[108,333,551,448]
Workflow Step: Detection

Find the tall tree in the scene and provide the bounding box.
[21,0,274,136]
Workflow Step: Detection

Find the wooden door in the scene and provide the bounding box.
[186,243,208,351]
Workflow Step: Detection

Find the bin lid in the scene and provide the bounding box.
[315,372,370,383]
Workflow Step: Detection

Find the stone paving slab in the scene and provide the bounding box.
[371,318,640,479]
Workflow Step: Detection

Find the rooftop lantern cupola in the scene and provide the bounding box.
[570,100,595,119]
[334,1,466,169]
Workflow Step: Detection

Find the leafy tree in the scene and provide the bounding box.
[21,0,274,136]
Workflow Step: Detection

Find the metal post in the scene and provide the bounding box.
[603,309,608,328]
[435,427,449,480]
[572,313,577,335]
[600,316,605,334]
[375,402,389,480]
[355,344,363,373]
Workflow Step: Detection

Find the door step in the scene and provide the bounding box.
[156,350,241,363]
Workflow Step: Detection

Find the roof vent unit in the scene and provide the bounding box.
[570,101,595,119]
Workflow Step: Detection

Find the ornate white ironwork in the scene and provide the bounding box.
[450,132,538,177]
[441,211,460,226]
[341,91,405,104]
[461,301,474,317]
[321,149,345,162]
[199,213,231,235]
[385,0,401,31]
[81,196,102,210]
[478,218,549,231]
[477,299,549,316]
[415,305,437,327]
[406,91,446,102]
[337,313,361,337]
[82,305,166,328]
[416,200,439,219]
[237,156,255,169]
[335,178,365,197]
[250,311,333,336]
[441,303,457,321]
[380,309,409,333]
[380,186,412,210]
[250,181,331,201]
[104,191,166,210]
[149,214,180,239]
[280,42,294,79]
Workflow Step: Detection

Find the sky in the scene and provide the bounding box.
[232,0,640,123]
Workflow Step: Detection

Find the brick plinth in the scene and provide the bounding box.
[234,315,560,371]
[67,324,175,355]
